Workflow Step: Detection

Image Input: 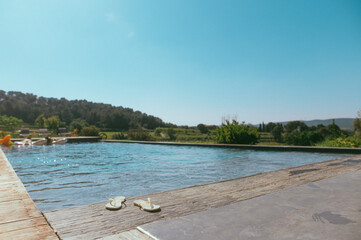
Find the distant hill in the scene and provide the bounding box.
[0,90,173,130]
[278,118,355,130]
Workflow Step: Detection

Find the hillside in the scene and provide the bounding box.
[279,118,355,130]
[0,90,171,130]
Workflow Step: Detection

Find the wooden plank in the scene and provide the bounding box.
[0,199,42,223]
[0,181,32,202]
[0,224,58,240]
[0,149,58,239]
[97,229,154,240]
[44,155,361,240]
[0,217,49,233]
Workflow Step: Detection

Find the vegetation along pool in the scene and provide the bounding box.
[5,142,351,211]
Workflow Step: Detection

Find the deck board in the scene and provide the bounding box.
[44,155,361,240]
[0,149,58,240]
[98,229,154,240]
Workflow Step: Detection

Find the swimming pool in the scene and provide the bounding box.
[5,142,350,211]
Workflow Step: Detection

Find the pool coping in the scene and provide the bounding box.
[103,140,361,154]
[138,169,361,240]
[0,149,59,240]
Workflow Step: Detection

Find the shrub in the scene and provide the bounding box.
[167,128,177,140]
[307,131,325,144]
[216,120,259,144]
[154,128,162,137]
[0,115,23,131]
[284,121,308,133]
[284,130,324,146]
[354,118,361,137]
[271,125,284,142]
[284,131,310,146]
[99,132,107,139]
[35,114,46,128]
[197,124,209,134]
[127,129,154,141]
[45,116,60,134]
[72,128,79,136]
[317,137,361,148]
[70,119,89,133]
[80,125,100,136]
[112,132,127,140]
[325,120,342,138]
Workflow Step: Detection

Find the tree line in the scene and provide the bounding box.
[0,90,173,131]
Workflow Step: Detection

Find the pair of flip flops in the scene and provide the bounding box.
[105,196,160,212]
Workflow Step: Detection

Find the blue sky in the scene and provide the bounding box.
[1,0,360,126]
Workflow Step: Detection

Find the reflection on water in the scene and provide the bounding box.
[5,142,350,211]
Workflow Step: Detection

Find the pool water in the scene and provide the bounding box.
[5,142,350,211]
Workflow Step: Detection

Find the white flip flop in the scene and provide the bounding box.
[134,198,160,212]
[106,196,126,210]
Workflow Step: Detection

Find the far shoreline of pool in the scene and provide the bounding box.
[11,136,361,154]
[104,139,361,154]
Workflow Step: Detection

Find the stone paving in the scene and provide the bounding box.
[140,169,361,240]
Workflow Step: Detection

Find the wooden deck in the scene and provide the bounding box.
[43,155,361,240]
[0,149,58,240]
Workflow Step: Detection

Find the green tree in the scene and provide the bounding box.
[353,111,361,137]
[271,124,284,142]
[326,119,342,138]
[284,130,324,146]
[154,127,162,137]
[216,120,259,144]
[45,116,60,134]
[264,122,277,132]
[0,115,23,131]
[112,132,126,140]
[197,124,209,134]
[0,90,167,131]
[284,121,308,133]
[69,119,89,133]
[35,114,46,128]
[127,129,154,141]
[81,125,100,136]
[167,128,176,140]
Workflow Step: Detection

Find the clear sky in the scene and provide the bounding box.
[1,0,360,126]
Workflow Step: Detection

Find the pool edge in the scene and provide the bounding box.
[0,149,59,240]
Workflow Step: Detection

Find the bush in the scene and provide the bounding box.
[284,131,310,146]
[271,125,284,142]
[154,128,162,137]
[127,129,154,141]
[70,119,89,133]
[317,137,361,148]
[216,120,259,144]
[284,130,324,146]
[99,132,107,139]
[197,124,209,134]
[354,118,361,137]
[284,121,308,133]
[80,125,100,136]
[167,128,177,140]
[112,132,127,140]
[45,116,60,134]
[325,120,342,138]
[0,115,23,131]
